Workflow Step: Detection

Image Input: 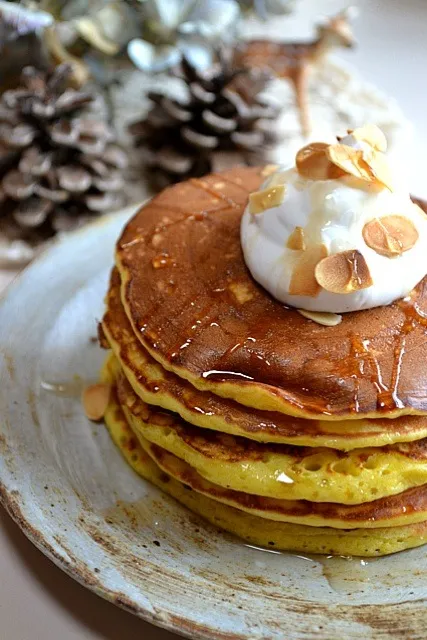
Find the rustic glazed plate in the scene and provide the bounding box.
[0,210,426,640]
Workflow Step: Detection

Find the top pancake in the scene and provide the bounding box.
[116,167,427,419]
[103,269,427,449]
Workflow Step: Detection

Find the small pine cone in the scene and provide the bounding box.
[129,48,282,190]
[0,64,128,244]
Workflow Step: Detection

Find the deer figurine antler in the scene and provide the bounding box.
[234,8,357,137]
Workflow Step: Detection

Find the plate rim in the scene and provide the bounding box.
[0,208,214,640]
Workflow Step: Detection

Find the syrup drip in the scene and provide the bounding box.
[166,302,221,362]
[347,336,365,413]
[343,335,403,413]
[343,292,427,413]
[346,250,366,290]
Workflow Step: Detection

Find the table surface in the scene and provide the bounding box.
[1,1,427,638]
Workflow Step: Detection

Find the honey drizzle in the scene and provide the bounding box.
[346,336,389,413]
[345,251,369,290]
[348,336,364,413]
[345,292,427,413]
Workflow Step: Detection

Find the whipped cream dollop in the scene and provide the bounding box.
[241,126,427,314]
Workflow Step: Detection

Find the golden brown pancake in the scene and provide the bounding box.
[103,269,427,449]
[116,167,427,419]
[138,434,427,529]
[101,370,427,555]
[113,359,427,504]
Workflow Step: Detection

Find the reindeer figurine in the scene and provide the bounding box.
[234,9,357,136]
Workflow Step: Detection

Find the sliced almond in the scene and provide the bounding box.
[347,125,387,152]
[315,250,373,294]
[327,144,393,191]
[249,184,286,214]
[296,142,345,181]
[363,215,419,257]
[297,309,342,326]
[364,148,394,191]
[289,243,328,297]
[287,226,306,251]
[82,383,111,421]
[326,144,374,182]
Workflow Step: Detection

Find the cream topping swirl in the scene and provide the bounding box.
[241,126,427,314]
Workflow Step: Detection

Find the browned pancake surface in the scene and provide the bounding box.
[105,269,427,447]
[115,369,427,466]
[117,167,427,417]
[148,440,427,526]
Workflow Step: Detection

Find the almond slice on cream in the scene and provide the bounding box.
[287,226,306,251]
[346,125,387,152]
[289,243,328,297]
[296,142,345,181]
[297,309,342,326]
[363,215,419,257]
[363,149,394,191]
[82,383,111,421]
[249,184,286,214]
[326,144,374,182]
[315,249,373,294]
[327,144,393,191]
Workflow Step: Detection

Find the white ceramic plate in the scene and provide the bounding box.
[0,211,426,639]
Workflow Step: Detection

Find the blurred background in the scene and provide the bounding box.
[0,0,426,277]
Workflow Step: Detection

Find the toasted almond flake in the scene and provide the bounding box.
[287,226,306,251]
[296,142,345,181]
[347,125,387,152]
[315,249,373,294]
[363,215,419,257]
[82,383,111,421]
[261,164,279,177]
[297,309,342,326]
[326,144,374,182]
[340,174,384,193]
[289,243,328,297]
[364,148,394,191]
[326,144,393,191]
[249,184,286,215]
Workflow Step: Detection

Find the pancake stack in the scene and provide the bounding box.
[99,166,427,556]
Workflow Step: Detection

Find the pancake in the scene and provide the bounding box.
[113,357,427,504]
[102,372,427,555]
[138,433,427,529]
[103,269,427,450]
[116,167,427,419]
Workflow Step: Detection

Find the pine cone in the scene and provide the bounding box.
[129,48,282,190]
[0,64,128,244]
